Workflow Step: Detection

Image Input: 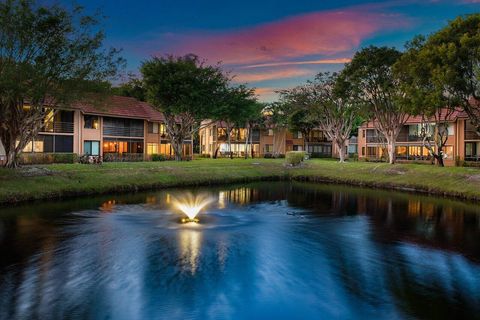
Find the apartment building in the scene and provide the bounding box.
[0,96,192,164]
[357,110,480,166]
[199,122,345,158]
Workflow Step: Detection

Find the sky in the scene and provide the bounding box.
[67,0,480,101]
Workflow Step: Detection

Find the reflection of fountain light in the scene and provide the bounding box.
[218,191,226,209]
[179,229,201,274]
[172,193,214,223]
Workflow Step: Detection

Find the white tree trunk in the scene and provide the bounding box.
[386,137,395,164]
[336,139,346,163]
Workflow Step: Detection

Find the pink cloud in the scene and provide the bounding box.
[241,58,351,69]
[233,67,314,83]
[161,6,411,66]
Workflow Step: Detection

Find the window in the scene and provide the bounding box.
[443,146,453,159]
[33,139,44,153]
[148,122,159,134]
[447,124,454,136]
[22,140,33,153]
[84,141,100,156]
[265,144,273,153]
[84,115,99,129]
[160,124,167,136]
[293,131,302,139]
[362,130,365,138]
[395,146,408,158]
[465,142,477,157]
[54,136,73,152]
[293,145,303,151]
[147,143,158,155]
[267,129,274,136]
[362,147,365,156]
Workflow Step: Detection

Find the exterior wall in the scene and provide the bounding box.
[199,124,338,159]
[357,118,480,166]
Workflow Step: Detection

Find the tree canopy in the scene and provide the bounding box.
[0,0,124,168]
[340,46,407,164]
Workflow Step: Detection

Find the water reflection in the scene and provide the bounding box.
[0,182,479,319]
[179,229,202,275]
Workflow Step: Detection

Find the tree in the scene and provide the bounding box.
[402,14,480,136]
[234,99,263,159]
[262,102,289,157]
[340,46,408,164]
[279,86,320,154]
[141,55,230,160]
[0,0,123,168]
[315,73,360,162]
[112,75,146,101]
[211,85,257,159]
[395,36,456,167]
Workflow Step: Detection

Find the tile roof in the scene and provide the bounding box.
[73,95,165,122]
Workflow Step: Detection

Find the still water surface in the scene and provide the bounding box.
[0,182,480,320]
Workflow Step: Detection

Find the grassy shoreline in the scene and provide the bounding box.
[0,158,479,205]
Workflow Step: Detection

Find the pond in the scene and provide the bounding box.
[0,182,480,320]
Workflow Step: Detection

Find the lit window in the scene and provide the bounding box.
[147,143,158,155]
[160,124,167,135]
[268,129,274,136]
[33,140,44,153]
[84,115,99,129]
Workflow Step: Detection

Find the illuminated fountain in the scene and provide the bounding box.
[172,193,214,223]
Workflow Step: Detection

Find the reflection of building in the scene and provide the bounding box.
[199,121,345,158]
[0,96,192,164]
[357,110,480,166]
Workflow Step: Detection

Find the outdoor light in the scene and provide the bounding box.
[172,193,214,223]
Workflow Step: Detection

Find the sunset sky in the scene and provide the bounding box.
[73,0,480,101]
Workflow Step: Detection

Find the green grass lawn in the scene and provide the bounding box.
[0,158,479,204]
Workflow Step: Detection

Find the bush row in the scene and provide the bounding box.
[18,153,79,165]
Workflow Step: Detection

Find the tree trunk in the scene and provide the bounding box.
[5,150,18,169]
[250,131,254,158]
[172,139,183,161]
[244,126,249,159]
[336,140,346,163]
[386,137,395,164]
[227,126,233,159]
[2,134,19,168]
[436,145,445,167]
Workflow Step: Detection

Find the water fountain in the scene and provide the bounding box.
[172,193,215,223]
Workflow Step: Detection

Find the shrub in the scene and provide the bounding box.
[285,151,306,166]
[151,154,167,161]
[104,153,144,162]
[18,153,78,165]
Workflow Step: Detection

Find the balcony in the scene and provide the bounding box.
[465,155,480,162]
[41,122,74,134]
[366,136,383,143]
[103,126,144,137]
[310,137,329,143]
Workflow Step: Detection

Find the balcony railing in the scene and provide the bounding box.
[465,155,480,162]
[41,122,74,133]
[310,137,329,143]
[366,136,384,143]
[103,126,144,137]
